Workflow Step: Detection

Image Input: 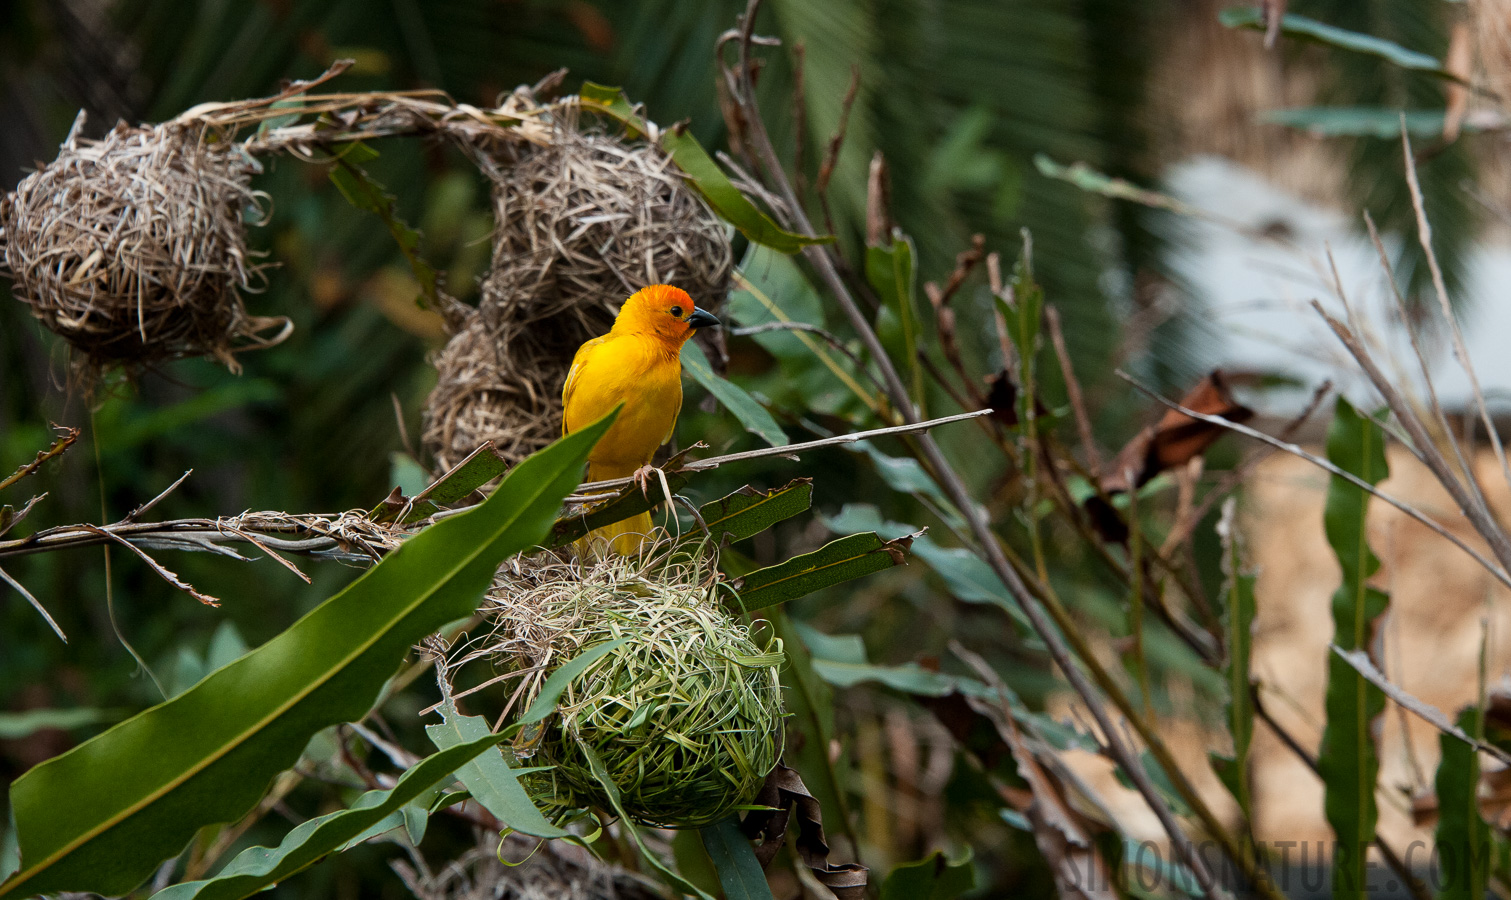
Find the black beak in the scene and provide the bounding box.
[687,308,721,329]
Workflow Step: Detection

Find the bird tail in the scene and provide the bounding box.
[579,510,654,558]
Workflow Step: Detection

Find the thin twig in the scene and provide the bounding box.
[815,63,862,237]
[124,470,193,523]
[1045,305,1102,475]
[1401,124,1511,495]
[0,566,65,642]
[578,409,991,492]
[729,321,885,392]
[1118,370,1511,591]
[1309,303,1511,581]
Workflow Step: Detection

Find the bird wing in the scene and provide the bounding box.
[661,381,681,447]
[561,335,609,436]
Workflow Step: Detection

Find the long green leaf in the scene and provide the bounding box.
[423,638,627,839]
[681,342,789,447]
[328,144,441,310]
[1210,503,1257,823]
[733,531,917,613]
[866,235,924,407]
[1317,398,1390,900]
[150,732,510,900]
[1220,7,1458,81]
[694,479,813,548]
[579,82,831,254]
[572,736,715,900]
[879,848,975,900]
[1262,106,1465,139]
[0,414,615,898]
[1436,707,1491,900]
[700,816,774,900]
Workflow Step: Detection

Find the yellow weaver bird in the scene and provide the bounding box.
[562,284,720,555]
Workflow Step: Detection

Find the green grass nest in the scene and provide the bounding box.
[482,551,785,829]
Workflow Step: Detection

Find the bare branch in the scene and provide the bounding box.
[0,566,66,642]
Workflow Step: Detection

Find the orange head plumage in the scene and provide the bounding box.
[610,284,720,345]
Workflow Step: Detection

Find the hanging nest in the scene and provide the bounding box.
[422,117,733,470]
[462,549,783,829]
[420,313,571,472]
[482,126,732,342]
[0,115,289,378]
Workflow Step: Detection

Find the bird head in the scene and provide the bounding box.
[612,284,720,344]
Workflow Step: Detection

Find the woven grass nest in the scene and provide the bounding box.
[0,116,289,377]
[422,120,733,471]
[467,549,784,829]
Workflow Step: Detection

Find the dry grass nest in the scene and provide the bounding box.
[422,121,732,471]
[0,117,289,378]
[453,548,784,829]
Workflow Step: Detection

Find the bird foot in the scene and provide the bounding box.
[631,464,658,499]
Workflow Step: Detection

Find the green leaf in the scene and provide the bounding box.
[546,473,690,548]
[733,531,917,613]
[204,622,248,673]
[694,479,813,548]
[700,816,774,900]
[810,659,979,698]
[822,504,1032,633]
[999,248,1044,431]
[374,444,512,525]
[0,708,126,740]
[1220,7,1459,81]
[1210,508,1257,823]
[681,342,789,447]
[151,731,510,900]
[0,413,615,899]
[880,848,975,900]
[850,441,959,523]
[425,638,628,840]
[579,82,831,254]
[866,235,924,405]
[328,148,441,310]
[1317,397,1390,900]
[571,735,715,900]
[1262,106,1465,139]
[1436,707,1491,900]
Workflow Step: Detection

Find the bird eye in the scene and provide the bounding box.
[670,305,684,317]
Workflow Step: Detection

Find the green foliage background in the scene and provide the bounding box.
[0,0,1482,896]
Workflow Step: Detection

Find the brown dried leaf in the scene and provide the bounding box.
[739,763,868,898]
[1100,370,1252,495]
[866,151,892,247]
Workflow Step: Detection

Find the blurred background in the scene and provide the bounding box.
[1,0,1503,896]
